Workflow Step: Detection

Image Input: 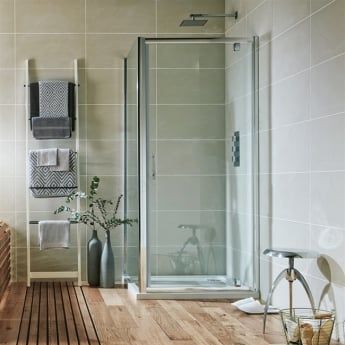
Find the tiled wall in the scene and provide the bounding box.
[226,0,345,340]
[0,0,224,282]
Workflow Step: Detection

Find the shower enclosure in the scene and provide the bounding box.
[124,36,259,298]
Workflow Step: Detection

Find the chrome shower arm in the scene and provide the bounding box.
[191,12,238,20]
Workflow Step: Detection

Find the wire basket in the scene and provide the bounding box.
[280,308,335,345]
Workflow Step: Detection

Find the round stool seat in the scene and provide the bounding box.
[263,248,319,259]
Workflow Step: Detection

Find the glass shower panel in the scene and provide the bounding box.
[225,41,256,290]
[147,42,228,288]
[124,42,140,285]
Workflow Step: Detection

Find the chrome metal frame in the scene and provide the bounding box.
[126,36,260,298]
[252,36,260,294]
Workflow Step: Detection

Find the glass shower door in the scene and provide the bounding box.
[144,38,258,291]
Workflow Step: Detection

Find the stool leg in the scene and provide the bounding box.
[263,270,286,333]
[294,269,316,310]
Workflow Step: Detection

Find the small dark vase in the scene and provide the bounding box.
[100,230,115,288]
[87,229,102,287]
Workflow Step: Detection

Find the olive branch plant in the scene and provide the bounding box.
[54,176,137,231]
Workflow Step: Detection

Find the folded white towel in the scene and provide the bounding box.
[50,149,70,172]
[38,220,70,250]
[37,148,58,166]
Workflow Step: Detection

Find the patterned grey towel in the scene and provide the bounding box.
[29,150,77,198]
[39,80,69,118]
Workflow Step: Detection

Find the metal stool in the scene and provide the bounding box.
[263,248,319,333]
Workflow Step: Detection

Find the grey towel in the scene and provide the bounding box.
[50,149,70,172]
[37,148,57,167]
[38,220,70,250]
[39,80,69,118]
[29,150,77,198]
[32,117,72,139]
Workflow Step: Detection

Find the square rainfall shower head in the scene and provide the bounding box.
[180,19,208,27]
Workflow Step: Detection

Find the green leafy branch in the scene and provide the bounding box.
[54,176,137,231]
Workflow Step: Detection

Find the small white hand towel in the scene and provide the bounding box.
[38,220,70,250]
[36,148,58,166]
[49,149,70,171]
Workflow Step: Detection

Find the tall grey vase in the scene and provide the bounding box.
[87,229,102,287]
[100,230,115,288]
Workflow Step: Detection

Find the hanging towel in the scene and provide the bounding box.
[50,149,70,172]
[29,150,77,198]
[38,80,69,118]
[37,148,58,167]
[38,220,70,250]
[30,82,76,131]
[31,117,72,139]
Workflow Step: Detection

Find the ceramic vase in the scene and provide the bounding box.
[87,229,102,287]
[100,230,115,288]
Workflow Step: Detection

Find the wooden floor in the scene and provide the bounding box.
[0,283,341,345]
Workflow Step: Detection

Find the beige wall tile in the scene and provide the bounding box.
[156,43,225,68]
[157,140,225,175]
[0,0,14,33]
[86,69,123,104]
[16,0,85,33]
[271,19,310,83]
[157,104,225,139]
[0,69,15,104]
[157,176,225,211]
[311,0,334,13]
[0,141,15,176]
[87,105,123,140]
[310,113,345,171]
[86,0,156,33]
[311,172,345,228]
[86,34,137,68]
[0,35,14,68]
[311,0,345,66]
[310,54,345,118]
[16,34,85,68]
[0,105,15,141]
[0,177,15,212]
[157,0,224,34]
[157,69,225,104]
[86,140,123,175]
[272,0,310,37]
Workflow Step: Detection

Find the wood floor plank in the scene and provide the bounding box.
[204,306,271,345]
[27,282,40,345]
[47,282,58,345]
[143,300,193,342]
[67,282,89,345]
[60,282,79,344]
[82,287,129,345]
[180,300,240,345]
[75,286,100,345]
[118,293,173,345]
[159,300,222,345]
[54,282,68,345]
[99,289,124,306]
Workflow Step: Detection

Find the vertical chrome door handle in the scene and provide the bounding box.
[152,153,156,180]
